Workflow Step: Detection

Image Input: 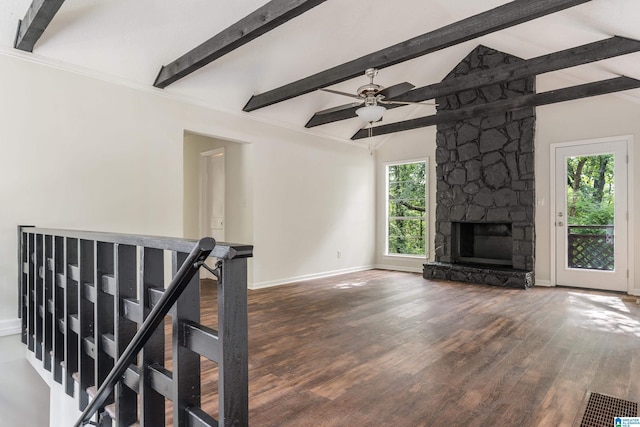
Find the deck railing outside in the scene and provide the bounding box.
[567,224,614,270]
[18,226,252,426]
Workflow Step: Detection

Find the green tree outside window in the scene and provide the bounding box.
[387,161,427,256]
[566,154,614,229]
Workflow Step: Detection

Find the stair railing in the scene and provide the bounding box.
[18,226,253,427]
[75,236,214,426]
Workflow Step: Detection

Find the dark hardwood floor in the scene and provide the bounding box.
[180,269,640,426]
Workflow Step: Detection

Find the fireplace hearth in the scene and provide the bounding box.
[423,45,535,289]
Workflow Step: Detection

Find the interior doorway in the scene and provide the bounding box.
[552,138,629,292]
[200,148,226,243]
[182,132,254,284]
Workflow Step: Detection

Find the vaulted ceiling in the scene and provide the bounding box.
[3,0,640,145]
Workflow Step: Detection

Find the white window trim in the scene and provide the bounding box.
[384,158,429,258]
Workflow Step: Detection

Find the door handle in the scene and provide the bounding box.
[558,221,564,226]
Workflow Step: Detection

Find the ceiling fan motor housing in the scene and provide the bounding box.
[357,68,385,100]
[357,83,384,98]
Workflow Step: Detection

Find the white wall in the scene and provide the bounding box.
[0,49,377,323]
[0,52,179,321]
[374,129,437,272]
[249,129,376,288]
[27,351,81,427]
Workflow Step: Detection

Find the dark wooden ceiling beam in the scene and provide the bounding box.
[351,76,640,140]
[243,0,592,112]
[14,0,65,52]
[306,36,640,127]
[154,0,327,89]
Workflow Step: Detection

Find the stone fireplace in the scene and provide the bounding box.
[423,45,535,289]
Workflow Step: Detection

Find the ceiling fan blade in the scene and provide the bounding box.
[315,102,363,115]
[380,100,436,106]
[319,88,362,100]
[378,82,415,100]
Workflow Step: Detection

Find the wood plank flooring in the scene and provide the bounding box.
[180,269,640,426]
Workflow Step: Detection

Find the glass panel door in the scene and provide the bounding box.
[554,140,627,291]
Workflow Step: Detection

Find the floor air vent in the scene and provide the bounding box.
[574,391,638,427]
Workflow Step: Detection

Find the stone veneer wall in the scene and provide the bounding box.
[433,45,536,272]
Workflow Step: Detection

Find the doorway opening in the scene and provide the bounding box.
[200,148,226,243]
[183,132,254,283]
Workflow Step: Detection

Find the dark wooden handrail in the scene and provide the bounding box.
[19,227,252,260]
[74,237,215,427]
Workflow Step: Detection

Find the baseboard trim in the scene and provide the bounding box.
[0,318,21,337]
[250,265,375,290]
[535,279,553,287]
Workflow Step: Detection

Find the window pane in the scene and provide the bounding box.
[389,199,425,217]
[565,154,615,271]
[388,219,426,255]
[389,181,425,198]
[386,161,427,256]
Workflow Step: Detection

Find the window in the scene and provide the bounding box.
[386,160,427,256]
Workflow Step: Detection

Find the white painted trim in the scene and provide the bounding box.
[549,134,634,150]
[200,148,226,158]
[381,254,427,260]
[549,135,634,293]
[0,318,21,337]
[534,279,553,287]
[626,137,635,295]
[199,147,226,241]
[384,157,429,167]
[375,264,423,274]
[249,265,375,290]
[549,142,557,287]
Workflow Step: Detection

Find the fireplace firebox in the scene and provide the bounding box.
[454,222,513,267]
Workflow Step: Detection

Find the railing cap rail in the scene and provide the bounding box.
[19,226,252,260]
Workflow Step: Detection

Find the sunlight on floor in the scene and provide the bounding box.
[568,292,640,337]
[334,280,368,289]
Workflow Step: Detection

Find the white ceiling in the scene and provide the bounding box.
[3,0,640,143]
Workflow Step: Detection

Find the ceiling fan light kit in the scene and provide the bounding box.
[356,104,386,122]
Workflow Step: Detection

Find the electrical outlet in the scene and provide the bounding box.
[337,250,342,259]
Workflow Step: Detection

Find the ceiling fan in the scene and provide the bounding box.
[318,68,434,123]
